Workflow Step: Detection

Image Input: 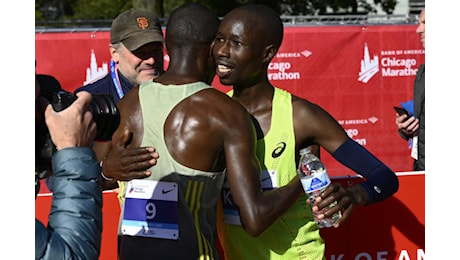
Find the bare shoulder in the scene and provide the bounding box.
[291,94,328,120]
[167,87,254,142]
[164,87,254,171]
[113,85,143,147]
[187,88,250,122]
[117,85,140,110]
[291,94,348,151]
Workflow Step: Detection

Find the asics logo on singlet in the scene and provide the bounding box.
[272,142,286,158]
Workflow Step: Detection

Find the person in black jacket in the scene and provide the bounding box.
[395,7,425,171]
[74,8,164,191]
[74,8,164,105]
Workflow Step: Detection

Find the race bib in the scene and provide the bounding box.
[122,179,179,240]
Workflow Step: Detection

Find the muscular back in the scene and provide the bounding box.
[116,80,302,237]
[115,83,258,173]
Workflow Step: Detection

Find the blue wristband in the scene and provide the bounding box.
[332,138,399,204]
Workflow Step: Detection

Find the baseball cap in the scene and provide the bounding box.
[111,9,164,51]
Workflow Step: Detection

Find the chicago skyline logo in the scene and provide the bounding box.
[358,43,379,83]
[83,49,108,85]
[358,44,422,84]
[83,49,170,86]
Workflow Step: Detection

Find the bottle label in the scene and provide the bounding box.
[300,171,331,192]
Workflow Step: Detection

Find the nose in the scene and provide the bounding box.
[145,54,155,61]
[214,40,229,58]
[143,56,156,66]
[415,24,424,35]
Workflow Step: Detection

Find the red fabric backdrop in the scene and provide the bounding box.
[35,24,425,175]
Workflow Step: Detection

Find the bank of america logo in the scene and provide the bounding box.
[358,44,379,83]
[301,50,312,58]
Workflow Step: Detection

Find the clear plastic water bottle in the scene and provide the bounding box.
[297,147,341,228]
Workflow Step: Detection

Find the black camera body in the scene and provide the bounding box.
[50,90,120,140]
[35,90,120,174]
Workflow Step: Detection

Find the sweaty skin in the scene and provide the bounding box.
[114,80,302,236]
[113,3,303,237]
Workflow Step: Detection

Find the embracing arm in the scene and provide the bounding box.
[225,110,303,237]
[99,86,158,183]
[93,141,119,190]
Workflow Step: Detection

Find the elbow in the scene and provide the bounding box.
[383,170,399,197]
[247,229,263,237]
[361,169,400,204]
[241,221,264,237]
[239,212,267,237]
[392,172,399,191]
[389,172,399,195]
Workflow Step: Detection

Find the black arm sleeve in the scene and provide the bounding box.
[332,138,399,204]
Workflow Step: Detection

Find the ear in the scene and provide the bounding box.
[109,44,120,63]
[209,39,216,57]
[262,44,277,64]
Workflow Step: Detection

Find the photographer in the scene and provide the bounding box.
[35,82,102,260]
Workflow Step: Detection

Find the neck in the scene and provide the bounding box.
[232,84,274,113]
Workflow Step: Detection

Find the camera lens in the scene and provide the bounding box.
[90,94,120,141]
[37,90,120,178]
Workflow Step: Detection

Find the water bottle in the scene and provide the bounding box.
[297,147,341,228]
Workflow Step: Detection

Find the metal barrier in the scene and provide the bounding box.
[35,14,419,33]
[281,14,419,26]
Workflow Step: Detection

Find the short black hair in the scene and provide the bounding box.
[165,3,219,51]
[235,4,284,48]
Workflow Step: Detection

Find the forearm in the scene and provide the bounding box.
[100,178,119,190]
[332,138,399,205]
[239,176,303,236]
[48,147,103,259]
[94,141,119,190]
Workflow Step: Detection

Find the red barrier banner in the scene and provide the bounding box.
[36,172,424,260]
[321,173,424,260]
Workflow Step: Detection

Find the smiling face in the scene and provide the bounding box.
[111,41,164,85]
[212,10,268,89]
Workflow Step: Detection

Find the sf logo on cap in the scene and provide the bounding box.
[137,17,149,29]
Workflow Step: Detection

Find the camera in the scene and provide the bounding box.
[50,90,120,140]
[35,90,120,175]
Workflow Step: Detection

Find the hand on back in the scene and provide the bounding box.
[102,128,158,181]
